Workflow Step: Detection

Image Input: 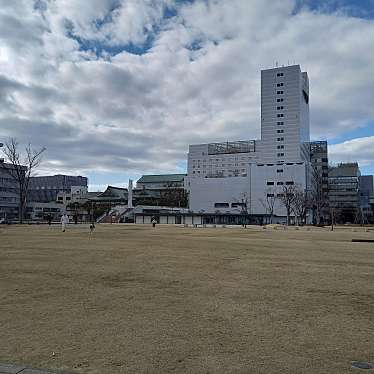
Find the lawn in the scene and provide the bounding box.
[1,224,374,373]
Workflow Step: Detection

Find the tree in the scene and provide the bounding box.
[260,188,276,224]
[277,184,297,226]
[0,138,46,223]
[310,164,328,225]
[159,187,188,207]
[292,188,309,225]
[233,192,249,227]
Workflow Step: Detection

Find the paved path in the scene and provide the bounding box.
[0,363,77,374]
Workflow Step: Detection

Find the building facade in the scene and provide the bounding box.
[359,175,374,221]
[329,163,361,223]
[186,65,312,220]
[136,174,188,207]
[0,163,21,219]
[28,175,88,203]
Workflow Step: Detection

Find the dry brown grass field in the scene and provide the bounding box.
[1,224,374,374]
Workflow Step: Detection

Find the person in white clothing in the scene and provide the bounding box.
[61,213,69,232]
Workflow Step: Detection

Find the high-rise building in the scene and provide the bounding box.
[186,65,313,221]
[329,163,360,223]
[260,65,310,163]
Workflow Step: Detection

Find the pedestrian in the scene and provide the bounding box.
[151,217,157,228]
[90,222,95,233]
[60,213,69,232]
[47,214,52,226]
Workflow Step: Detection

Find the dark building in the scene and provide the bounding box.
[309,141,328,188]
[329,163,360,223]
[309,141,329,223]
[0,163,24,219]
[359,175,374,221]
[28,175,88,203]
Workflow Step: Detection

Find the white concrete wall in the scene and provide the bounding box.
[251,162,307,216]
[187,144,259,181]
[188,162,307,217]
[189,176,251,214]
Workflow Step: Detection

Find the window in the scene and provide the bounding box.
[277,98,284,102]
[277,72,284,77]
[277,153,285,157]
[214,203,229,208]
[277,137,284,141]
[267,181,274,185]
[277,83,284,87]
[277,90,284,95]
[286,181,294,185]
[277,129,284,133]
[277,169,283,173]
[277,114,284,118]
[277,181,284,185]
[277,145,284,149]
[277,121,284,126]
[267,193,275,197]
[277,106,284,110]
[232,202,246,208]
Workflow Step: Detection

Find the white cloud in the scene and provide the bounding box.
[329,136,374,167]
[0,0,373,179]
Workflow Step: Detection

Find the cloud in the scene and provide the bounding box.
[0,0,374,183]
[329,136,374,167]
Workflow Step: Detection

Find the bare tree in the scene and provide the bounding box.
[292,188,309,226]
[310,165,328,225]
[277,184,297,226]
[330,207,336,231]
[260,188,276,224]
[232,193,249,227]
[0,139,46,223]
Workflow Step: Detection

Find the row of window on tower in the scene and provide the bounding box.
[276,76,285,161]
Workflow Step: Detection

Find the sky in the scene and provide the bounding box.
[0,0,373,191]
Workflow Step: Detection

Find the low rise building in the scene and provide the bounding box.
[28,175,88,203]
[136,174,188,207]
[0,163,21,220]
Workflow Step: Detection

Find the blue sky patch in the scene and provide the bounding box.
[293,0,374,19]
[329,121,374,145]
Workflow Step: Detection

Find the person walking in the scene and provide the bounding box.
[61,213,69,232]
[151,217,157,228]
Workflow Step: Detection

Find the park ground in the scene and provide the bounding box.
[0,224,374,374]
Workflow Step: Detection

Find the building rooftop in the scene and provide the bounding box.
[137,174,186,184]
[329,163,360,178]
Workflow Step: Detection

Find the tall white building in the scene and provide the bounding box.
[186,65,311,220]
[260,65,310,163]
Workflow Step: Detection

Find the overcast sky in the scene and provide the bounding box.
[0,0,374,190]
